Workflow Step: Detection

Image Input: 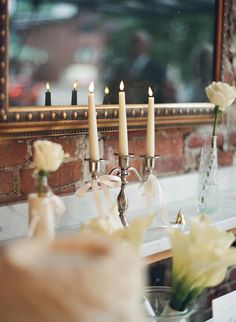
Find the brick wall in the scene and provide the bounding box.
[0,125,236,204]
[1,0,236,204]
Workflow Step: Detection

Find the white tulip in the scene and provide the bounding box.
[33,140,65,172]
[205,81,236,110]
[167,215,236,311]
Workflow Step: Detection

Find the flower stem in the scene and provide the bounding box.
[170,280,202,312]
[169,280,190,311]
[212,105,220,147]
[37,170,48,197]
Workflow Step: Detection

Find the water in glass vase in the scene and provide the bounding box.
[144,286,198,322]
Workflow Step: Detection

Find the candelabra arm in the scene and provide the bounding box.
[109,168,121,176]
[127,167,143,182]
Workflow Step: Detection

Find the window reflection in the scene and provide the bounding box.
[9,0,215,106]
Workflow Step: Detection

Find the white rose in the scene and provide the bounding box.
[33,140,65,172]
[205,81,236,110]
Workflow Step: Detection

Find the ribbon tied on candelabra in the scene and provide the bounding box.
[141,172,169,226]
[75,174,121,217]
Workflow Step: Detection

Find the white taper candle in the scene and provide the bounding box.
[119,81,129,156]
[88,82,99,160]
[146,87,155,157]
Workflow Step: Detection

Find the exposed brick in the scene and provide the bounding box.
[104,129,184,178]
[0,170,14,194]
[129,132,147,156]
[216,134,224,148]
[187,133,224,149]
[0,141,28,167]
[51,137,78,158]
[103,129,184,161]
[127,130,147,137]
[223,71,235,84]
[157,156,183,174]
[48,160,82,187]
[103,132,119,160]
[229,132,236,146]
[187,133,205,148]
[104,160,118,178]
[20,160,82,195]
[20,168,35,195]
[103,130,149,161]
[218,150,233,166]
[156,130,184,157]
[53,186,79,195]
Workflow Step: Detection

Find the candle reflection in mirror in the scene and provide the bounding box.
[103,86,111,104]
[71,80,78,106]
[45,82,51,106]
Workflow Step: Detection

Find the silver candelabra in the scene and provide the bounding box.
[86,154,159,228]
[109,154,159,228]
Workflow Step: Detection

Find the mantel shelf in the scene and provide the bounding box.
[0,166,236,265]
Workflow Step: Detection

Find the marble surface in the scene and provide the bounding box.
[1,166,236,258]
[141,187,236,257]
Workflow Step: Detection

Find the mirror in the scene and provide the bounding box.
[8,0,216,106]
[0,0,225,138]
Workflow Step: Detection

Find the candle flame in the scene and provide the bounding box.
[73,80,78,90]
[46,82,50,91]
[89,81,94,93]
[120,81,124,91]
[104,86,109,95]
[148,87,153,97]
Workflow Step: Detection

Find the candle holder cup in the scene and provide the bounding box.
[141,155,160,179]
[86,158,105,180]
[110,153,142,228]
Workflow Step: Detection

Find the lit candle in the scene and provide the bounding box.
[88,82,99,161]
[105,86,109,95]
[119,81,129,156]
[146,87,155,157]
[103,86,110,104]
[71,80,78,105]
[45,82,51,106]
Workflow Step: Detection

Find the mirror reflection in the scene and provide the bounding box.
[9,0,215,106]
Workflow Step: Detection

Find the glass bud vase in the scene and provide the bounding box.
[144,286,198,322]
[197,135,219,214]
[28,175,55,240]
[28,193,56,239]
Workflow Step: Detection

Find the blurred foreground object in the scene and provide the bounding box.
[0,235,145,322]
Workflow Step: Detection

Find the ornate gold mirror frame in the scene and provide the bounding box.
[0,0,225,139]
